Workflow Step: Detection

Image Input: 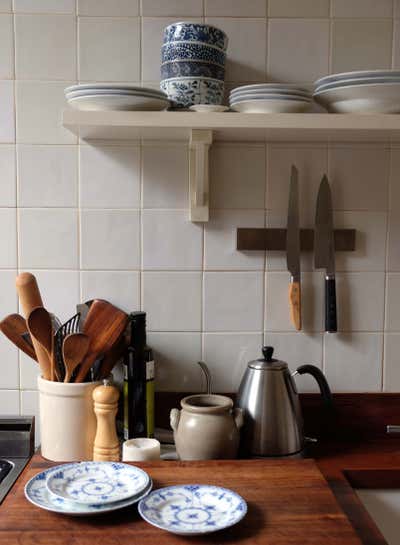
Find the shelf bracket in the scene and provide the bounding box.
[189,129,213,222]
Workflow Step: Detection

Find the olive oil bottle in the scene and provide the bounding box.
[123,312,154,439]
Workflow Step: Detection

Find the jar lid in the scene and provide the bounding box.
[248,346,288,371]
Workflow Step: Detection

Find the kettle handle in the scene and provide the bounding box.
[295,364,333,408]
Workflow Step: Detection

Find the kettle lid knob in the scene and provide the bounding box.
[262,346,274,361]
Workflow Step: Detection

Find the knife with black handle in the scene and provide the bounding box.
[314,175,337,333]
[286,165,301,331]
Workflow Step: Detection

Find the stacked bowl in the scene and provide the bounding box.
[229,84,312,113]
[160,22,228,108]
[313,70,400,113]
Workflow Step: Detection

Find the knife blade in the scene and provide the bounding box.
[314,175,337,333]
[286,165,301,331]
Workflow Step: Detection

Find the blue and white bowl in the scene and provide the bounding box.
[163,22,228,51]
[161,60,225,80]
[162,42,226,66]
[160,77,224,108]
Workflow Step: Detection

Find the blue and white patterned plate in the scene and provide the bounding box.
[138,484,247,535]
[46,462,150,505]
[25,466,152,516]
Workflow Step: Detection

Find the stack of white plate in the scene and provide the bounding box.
[229,84,312,113]
[65,84,170,111]
[25,461,152,516]
[314,70,400,113]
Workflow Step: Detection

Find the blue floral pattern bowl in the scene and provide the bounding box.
[160,77,224,108]
[163,22,228,51]
[138,484,247,535]
[162,42,226,66]
[161,61,225,80]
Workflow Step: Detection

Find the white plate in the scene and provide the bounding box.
[67,94,169,111]
[47,461,150,505]
[315,70,400,87]
[230,88,311,100]
[313,82,400,113]
[66,89,167,100]
[315,77,400,94]
[25,466,153,516]
[138,484,247,535]
[230,98,311,113]
[189,104,228,112]
[230,92,311,104]
[65,84,167,97]
[230,83,309,95]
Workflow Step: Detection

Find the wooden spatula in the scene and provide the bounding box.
[0,314,37,361]
[27,307,55,381]
[74,300,128,383]
[62,333,90,383]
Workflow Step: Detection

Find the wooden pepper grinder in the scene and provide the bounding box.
[93,379,120,461]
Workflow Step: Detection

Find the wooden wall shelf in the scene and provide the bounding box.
[237,228,356,251]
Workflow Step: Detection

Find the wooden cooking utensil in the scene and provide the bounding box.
[16,273,51,380]
[27,307,55,381]
[74,300,128,383]
[96,335,127,381]
[62,333,90,383]
[0,314,37,361]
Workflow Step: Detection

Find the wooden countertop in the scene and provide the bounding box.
[0,455,362,545]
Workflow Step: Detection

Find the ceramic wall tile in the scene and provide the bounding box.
[387,211,400,271]
[203,332,262,392]
[268,0,330,17]
[0,209,16,267]
[205,17,267,82]
[142,16,202,81]
[334,211,387,272]
[331,20,392,73]
[18,145,77,207]
[0,15,13,79]
[203,272,264,331]
[80,145,140,208]
[263,332,323,392]
[210,144,266,209]
[14,0,76,13]
[142,0,202,17]
[383,334,400,391]
[78,0,139,16]
[16,81,76,144]
[204,209,265,270]
[20,353,38,390]
[390,149,400,210]
[20,390,40,446]
[0,145,15,206]
[394,19,400,69]
[332,0,393,18]
[15,15,76,80]
[385,274,400,331]
[0,270,18,389]
[0,391,19,414]
[81,271,140,312]
[324,333,383,392]
[0,81,14,143]
[27,270,79,322]
[142,272,202,331]
[336,272,385,332]
[205,0,266,17]
[328,146,389,211]
[148,332,202,391]
[268,19,329,83]
[0,1,11,11]
[142,144,188,209]
[79,17,140,81]
[80,210,140,269]
[142,210,203,270]
[19,208,78,269]
[265,271,324,332]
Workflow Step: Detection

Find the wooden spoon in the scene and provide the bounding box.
[74,300,128,383]
[62,333,90,383]
[27,307,55,381]
[0,314,37,361]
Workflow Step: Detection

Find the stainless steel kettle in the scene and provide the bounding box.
[237,346,332,457]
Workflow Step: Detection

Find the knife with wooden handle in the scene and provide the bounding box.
[286,165,301,331]
[314,175,337,333]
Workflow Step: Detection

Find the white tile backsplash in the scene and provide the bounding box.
[0,2,399,401]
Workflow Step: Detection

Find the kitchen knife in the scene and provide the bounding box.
[286,165,301,331]
[314,175,337,333]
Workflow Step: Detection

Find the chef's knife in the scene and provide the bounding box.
[314,175,337,333]
[286,165,301,331]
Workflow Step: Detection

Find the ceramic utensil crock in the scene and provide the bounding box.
[170,394,243,460]
[38,376,101,461]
